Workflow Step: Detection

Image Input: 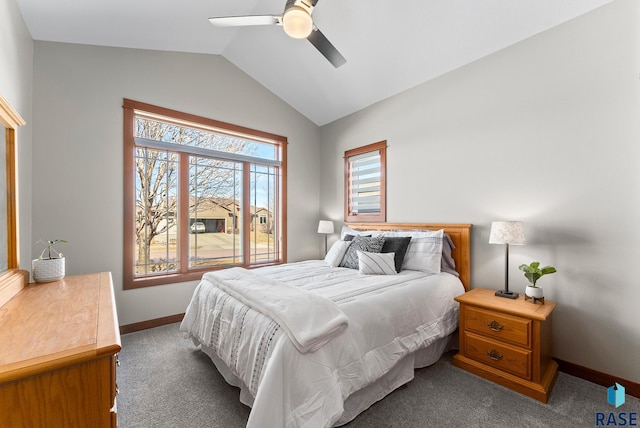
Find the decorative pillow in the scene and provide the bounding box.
[441,233,458,276]
[380,236,411,273]
[382,229,443,274]
[357,251,397,275]
[324,240,352,268]
[343,234,371,241]
[340,225,372,240]
[340,226,384,240]
[340,235,386,270]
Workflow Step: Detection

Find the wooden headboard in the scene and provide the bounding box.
[346,223,472,291]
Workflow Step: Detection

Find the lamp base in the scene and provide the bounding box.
[495,290,519,299]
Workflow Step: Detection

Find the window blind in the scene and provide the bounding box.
[348,150,381,215]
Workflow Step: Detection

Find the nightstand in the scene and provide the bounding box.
[452,288,558,403]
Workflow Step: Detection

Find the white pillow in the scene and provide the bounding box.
[383,229,444,274]
[339,225,383,240]
[324,240,352,267]
[357,250,397,275]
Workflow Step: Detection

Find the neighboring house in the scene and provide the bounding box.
[189,198,234,233]
[189,198,272,233]
[254,207,272,233]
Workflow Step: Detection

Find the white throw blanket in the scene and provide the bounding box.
[203,268,349,354]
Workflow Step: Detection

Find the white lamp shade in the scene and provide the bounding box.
[489,221,526,245]
[317,220,334,234]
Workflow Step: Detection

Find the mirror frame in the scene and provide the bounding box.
[0,93,29,307]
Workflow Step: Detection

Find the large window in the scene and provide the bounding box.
[344,141,386,222]
[123,99,287,289]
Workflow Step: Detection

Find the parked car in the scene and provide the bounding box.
[190,222,206,233]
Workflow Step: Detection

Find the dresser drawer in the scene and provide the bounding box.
[464,332,531,379]
[465,306,531,348]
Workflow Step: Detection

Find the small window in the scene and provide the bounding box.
[344,141,386,222]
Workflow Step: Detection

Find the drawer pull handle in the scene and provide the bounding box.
[486,320,503,332]
[487,349,503,361]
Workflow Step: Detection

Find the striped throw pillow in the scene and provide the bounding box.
[357,251,397,275]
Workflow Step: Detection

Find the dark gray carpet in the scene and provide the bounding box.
[117,323,638,427]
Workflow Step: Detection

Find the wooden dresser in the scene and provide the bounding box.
[0,272,121,427]
[452,288,558,403]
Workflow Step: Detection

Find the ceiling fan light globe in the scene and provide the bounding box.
[282,6,313,39]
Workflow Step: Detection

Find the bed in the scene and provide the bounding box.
[180,222,471,427]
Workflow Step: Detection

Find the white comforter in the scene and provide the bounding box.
[180,260,464,428]
[201,268,349,354]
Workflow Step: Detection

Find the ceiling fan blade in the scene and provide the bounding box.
[307,28,346,68]
[208,15,281,27]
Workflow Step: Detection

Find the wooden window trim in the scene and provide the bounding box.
[0,93,29,307]
[344,140,387,223]
[123,99,287,289]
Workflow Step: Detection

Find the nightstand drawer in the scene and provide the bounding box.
[465,306,531,348]
[464,332,531,379]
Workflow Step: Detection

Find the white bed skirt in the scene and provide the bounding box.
[199,332,455,426]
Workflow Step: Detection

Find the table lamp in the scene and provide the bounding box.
[317,220,334,255]
[489,221,526,299]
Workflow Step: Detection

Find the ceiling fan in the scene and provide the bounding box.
[208,0,346,68]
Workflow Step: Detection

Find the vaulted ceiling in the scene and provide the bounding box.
[15,0,612,126]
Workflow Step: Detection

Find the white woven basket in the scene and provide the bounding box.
[32,257,66,283]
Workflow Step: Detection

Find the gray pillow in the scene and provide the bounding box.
[381,236,412,273]
[441,233,458,276]
[344,234,371,241]
[340,235,386,270]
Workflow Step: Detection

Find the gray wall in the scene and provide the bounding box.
[0,0,33,270]
[319,0,640,383]
[31,42,321,326]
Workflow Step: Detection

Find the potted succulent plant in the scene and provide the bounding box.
[518,261,556,302]
[32,239,67,283]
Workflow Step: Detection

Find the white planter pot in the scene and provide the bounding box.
[525,285,544,299]
[32,257,65,283]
